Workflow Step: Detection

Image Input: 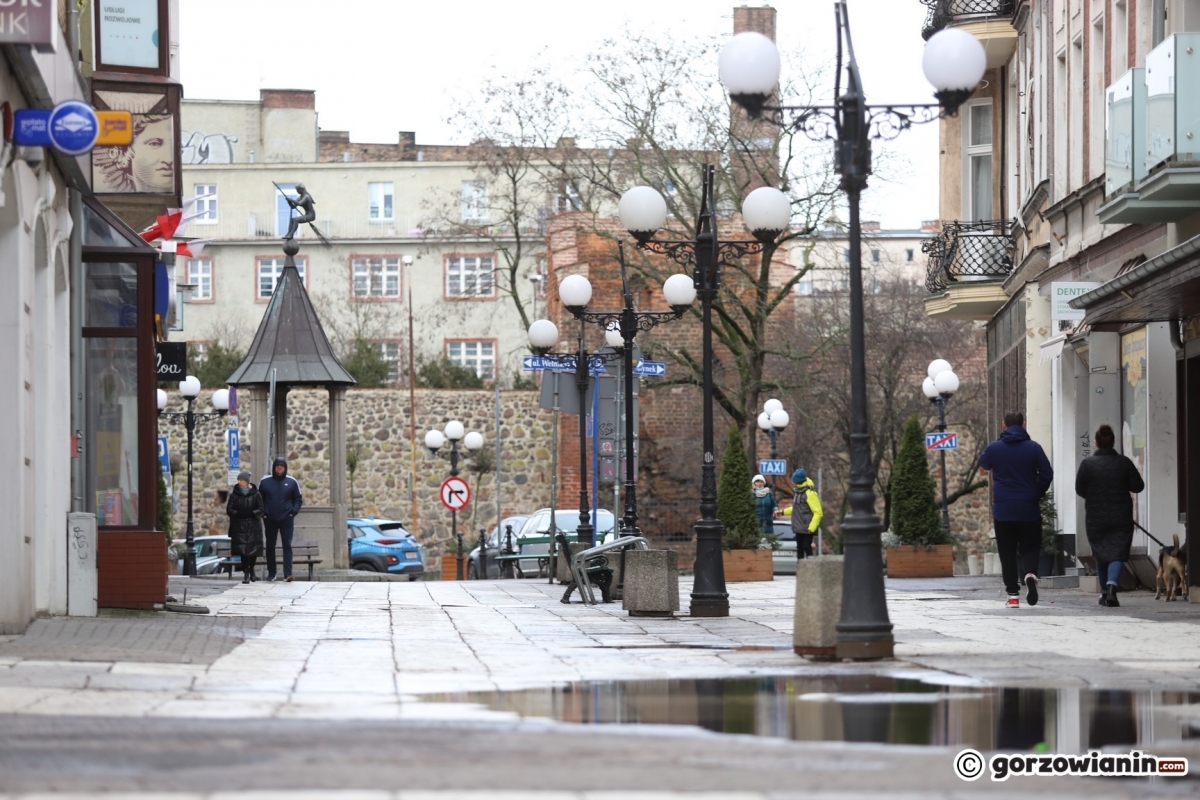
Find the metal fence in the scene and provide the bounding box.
[923,219,1016,293]
[920,0,1016,40]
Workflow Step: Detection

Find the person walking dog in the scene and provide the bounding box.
[1075,424,1145,607]
[260,457,303,581]
[226,471,265,583]
[978,412,1053,608]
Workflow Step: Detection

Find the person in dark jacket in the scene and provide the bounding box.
[753,474,778,536]
[226,471,265,584]
[259,457,303,581]
[978,412,1053,608]
[1075,424,1145,608]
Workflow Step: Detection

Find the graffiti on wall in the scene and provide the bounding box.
[181,130,240,164]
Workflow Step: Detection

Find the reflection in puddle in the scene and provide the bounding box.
[427,676,1200,749]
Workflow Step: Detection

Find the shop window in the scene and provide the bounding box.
[86,338,140,526]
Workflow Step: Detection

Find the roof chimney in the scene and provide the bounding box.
[733,5,777,39]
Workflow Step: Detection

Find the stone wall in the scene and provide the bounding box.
[161,389,555,556]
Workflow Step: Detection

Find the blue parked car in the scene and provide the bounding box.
[347,517,425,580]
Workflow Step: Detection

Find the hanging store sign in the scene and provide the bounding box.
[97,0,161,69]
[12,104,131,153]
[155,341,186,379]
[0,1,56,49]
[1051,282,1101,321]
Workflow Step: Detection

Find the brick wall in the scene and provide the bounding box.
[261,89,315,109]
[98,532,168,610]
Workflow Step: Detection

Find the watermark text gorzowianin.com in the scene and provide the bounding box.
[953,748,1189,781]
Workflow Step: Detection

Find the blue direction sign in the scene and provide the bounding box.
[925,431,959,451]
[523,354,576,371]
[633,360,666,377]
[759,459,788,476]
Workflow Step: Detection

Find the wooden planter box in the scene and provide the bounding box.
[723,549,774,582]
[441,553,465,581]
[886,544,954,578]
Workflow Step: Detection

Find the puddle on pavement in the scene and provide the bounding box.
[425,676,1200,749]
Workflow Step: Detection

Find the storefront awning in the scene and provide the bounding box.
[1070,232,1200,324]
[1038,334,1068,365]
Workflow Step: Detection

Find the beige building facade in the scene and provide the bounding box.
[175,91,543,385]
[795,220,938,294]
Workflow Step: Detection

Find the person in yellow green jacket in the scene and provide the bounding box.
[786,468,823,559]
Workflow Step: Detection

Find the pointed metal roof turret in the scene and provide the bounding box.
[226,238,356,386]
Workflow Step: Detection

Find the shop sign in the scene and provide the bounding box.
[156,341,186,379]
[1051,282,1101,321]
[0,1,55,49]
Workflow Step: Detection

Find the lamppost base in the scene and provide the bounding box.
[834,638,895,661]
[688,599,730,618]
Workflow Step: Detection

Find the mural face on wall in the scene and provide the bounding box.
[181,130,240,164]
[93,113,176,193]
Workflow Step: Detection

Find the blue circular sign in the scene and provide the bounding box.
[47,101,99,156]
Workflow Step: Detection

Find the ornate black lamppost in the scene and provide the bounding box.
[718,2,985,656]
[757,398,790,489]
[157,378,229,576]
[557,250,696,540]
[922,359,961,540]
[425,421,484,579]
[612,167,791,618]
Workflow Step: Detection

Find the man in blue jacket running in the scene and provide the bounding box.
[259,457,304,581]
[978,412,1053,608]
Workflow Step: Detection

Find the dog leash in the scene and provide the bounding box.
[1133,520,1169,549]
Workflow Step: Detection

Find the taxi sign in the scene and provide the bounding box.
[925,432,959,451]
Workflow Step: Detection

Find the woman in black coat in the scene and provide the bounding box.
[1075,424,1145,607]
[226,471,265,583]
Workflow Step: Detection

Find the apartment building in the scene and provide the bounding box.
[175,91,543,385]
[920,0,1200,595]
[795,220,938,294]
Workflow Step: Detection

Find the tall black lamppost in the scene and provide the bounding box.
[718,3,985,655]
[527,317,597,548]
[922,359,960,540]
[425,421,484,578]
[757,398,790,490]
[613,168,791,618]
[157,377,229,577]
[558,249,697,539]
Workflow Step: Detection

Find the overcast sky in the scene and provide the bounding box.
[179,0,938,230]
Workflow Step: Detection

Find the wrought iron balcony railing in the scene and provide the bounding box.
[923,219,1016,293]
[920,0,1016,40]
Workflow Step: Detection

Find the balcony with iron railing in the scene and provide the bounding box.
[923,219,1016,319]
[920,1,1017,68]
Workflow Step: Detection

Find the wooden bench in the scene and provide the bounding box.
[494,535,553,579]
[214,541,323,581]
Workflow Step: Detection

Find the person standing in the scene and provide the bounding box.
[260,457,303,582]
[978,412,1053,608]
[1075,424,1145,608]
[226,471,265,584]
[789,469,823,559]
[753,474,778,537]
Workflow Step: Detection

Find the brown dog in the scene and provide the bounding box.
[1155,534,1188,601]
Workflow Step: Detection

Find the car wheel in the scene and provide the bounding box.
[408,574,420,582]
[353,562,378,572]
[467,562,478,580]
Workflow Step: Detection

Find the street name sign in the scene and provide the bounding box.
[523,354,575,371]
[759,459,788,476]
[925,432,959,451]
[633,360,666,377]
[440,476,471,511]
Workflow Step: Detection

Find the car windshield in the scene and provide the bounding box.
[541,510,616,536]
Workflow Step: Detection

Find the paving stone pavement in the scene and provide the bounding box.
[0,574,1197,797]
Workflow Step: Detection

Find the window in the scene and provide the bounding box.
[189,341,210,361]
[795,280,814,296]
[352,256,401,298]
[187,258,213,301]
[842,248,851,265]
[276,184,298,237]
[445,255,495,297]
[194,185,217,223]
[379,341,401,384]
[461,180,488,224]
[871,249,881,265]
[965,102,993,220]
[556,180,582,213]
[86,338,140,525]
[447,340,495,380]
[257,257,306,300]
[906,248,915,262]
[368,182,394,221]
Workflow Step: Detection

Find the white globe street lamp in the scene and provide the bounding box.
[618,186,669,243]
[559,274,593,311]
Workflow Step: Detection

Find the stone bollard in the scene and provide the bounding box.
[793,556,843,659]
[983,552,1000,575]
[622,550,679,617]
[967,554,981,576]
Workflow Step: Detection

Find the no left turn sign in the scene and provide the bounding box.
[440,476,471,511]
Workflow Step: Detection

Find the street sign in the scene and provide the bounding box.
[633,360,666,377]
[226,429,241,486]
[440,476,471,511]
[759,459,788,476]
[925,432,959,451]
[523,354,576,371]
[157,437,170,475]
